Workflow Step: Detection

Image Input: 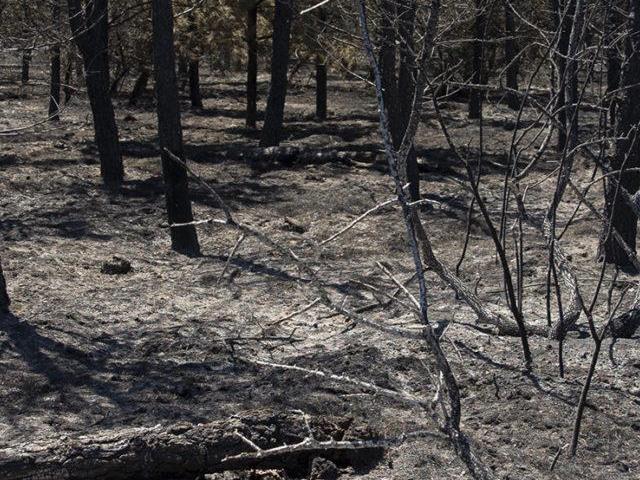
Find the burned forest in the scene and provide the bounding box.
[1,0,640,479]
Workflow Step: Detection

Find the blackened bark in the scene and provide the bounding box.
[469,0,486,119]
[606,5,621,127]
[21,50,31,85]
[151,0,200,256]
[602,0,640,271]
[246,3,258,129]
[503,0,519,110]
[67,0,123,189]
[48,0,61,121]
[552,0,577,151]
[398,0,419,201]
[178,56,188,92]
[378,0,398,135]
[259,0,294,148]
[315,55,327,121]
[128,67,150,106]
[188,60,203,109]
[63,51,77,104]
[0,258,9,313]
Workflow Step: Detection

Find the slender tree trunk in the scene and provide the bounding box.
[21,50,31,85]
[128,67,150,106]
[48,0,61,121]
[378,0,398,134]
[0,257,9,313]
[259,0,294,148]
[178,56,188,92]
[67,0,123,190]
[151,0,200,256]
[315,55,327,121]
[602,0,640,271]
[469,0,486,119]
[398,0,419,201]
[553,0,577,151]
[246,3,258,129]
[503,0,519,110]
[20,0,31,86]
[606,5,621,127]
[188,59,203,108]
[63,52,77,104]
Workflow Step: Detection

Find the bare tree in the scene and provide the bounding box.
[151,0,201,256]
[468,0,486,119]
[48,0,61,121]
[259,0,294,147]
[602,0,640,271]
[67,0,124,189]
[246,1,259,129]
[503,0,519,110]
[188,59,203,109]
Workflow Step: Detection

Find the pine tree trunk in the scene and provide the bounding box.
[602,0,640,271]
[152,0,200,257]
[0,257,9,313]
[553,0,577,151]
[606,5,621,127]
[469,0,486,119]
[178,56,188,92]
[67,0,123,190]
[21,50,31,85]
[246,3,258,129]
[49,0,61,121]
[63,50,77,104]
[503,0,519,110]
[128,67,150,106]
[84,54,123,189]
[259,0,294,148]
[315,55,327,121]
[398,0,419,201]
[188,59,203,109]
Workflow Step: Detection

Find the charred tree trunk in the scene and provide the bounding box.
[503,0,519,110]
[246,2,258,129]
[21,50,31,85]
[602,0,640,271]
[259,0,294,148]
[178,56,188,92]
[188,59,203,109]
[606,5,621,128]
[552,0,577,151]
[0,258,9,313]
[315,55,327,121]
[398,0,419,201]
[67,0,123,190]
[468,0,486,119]
[63,50,78,104]
[20,0,31,86]
[48,0,61,121]
[151,0,200,257]
[128,67,150,106]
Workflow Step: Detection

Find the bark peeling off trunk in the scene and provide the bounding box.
[0,412,369,480]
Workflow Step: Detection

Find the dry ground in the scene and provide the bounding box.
[1,65,639,479]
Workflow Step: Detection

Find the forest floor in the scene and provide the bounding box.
[1,68,639,479]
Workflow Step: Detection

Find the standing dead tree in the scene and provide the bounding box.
[67,0,124,190]
[152,0,201,256]
[260,0,295,147]
[48,0,62,121]
[601,0,640,272]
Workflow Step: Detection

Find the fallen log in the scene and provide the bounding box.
[0,411,382,480]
